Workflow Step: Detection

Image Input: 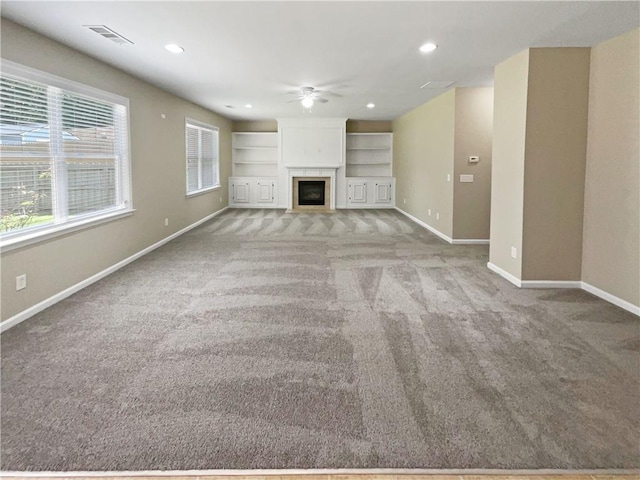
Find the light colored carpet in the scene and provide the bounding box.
[1,208,639,471]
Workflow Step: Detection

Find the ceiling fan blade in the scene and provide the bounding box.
[315,98,329,104]
[286,98,302,103]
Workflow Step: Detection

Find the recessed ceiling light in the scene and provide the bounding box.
[245,104,252,108]
[419,42,438,54]
[367,103,375,109]
[165,44,184,54]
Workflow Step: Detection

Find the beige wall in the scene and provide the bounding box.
[232,120,278,132]
[346,120,393,133]
[393,90,455,238]
[453,88,494,240]
[582,28,640,306]
[489,49,529,278]
[490,48,591,281]
[521,48,590,280]
[0,19,232,321]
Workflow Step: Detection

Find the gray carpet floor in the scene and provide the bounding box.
[1,208,639,471]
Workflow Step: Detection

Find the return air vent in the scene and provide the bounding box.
[85,25,133,45]
[420,81,456,89]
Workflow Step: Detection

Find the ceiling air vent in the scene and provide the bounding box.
[85,25,133,45]
[420,81,456,89]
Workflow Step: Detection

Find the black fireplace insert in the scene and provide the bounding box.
[298,180,326,206]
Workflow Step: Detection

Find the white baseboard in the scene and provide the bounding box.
[487,262,639,316]
[487,262,522,287]
[395,207,453,243]
[582,281,640,316]
[451,238,490,245]
[0,207,229,333]
[520,280,582,289]
[395,208,489,245]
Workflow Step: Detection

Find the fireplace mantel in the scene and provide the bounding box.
[285,165,342,170]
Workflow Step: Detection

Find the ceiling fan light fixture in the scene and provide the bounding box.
[419,42,438,54]
[301,97,314,108]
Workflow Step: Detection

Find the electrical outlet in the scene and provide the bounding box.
[220,196,223,202]
[511,247,517,259]
[403,198,406,205]
[164,218,169,226]
[447,174,451,182]
[436,213,440,220]
[428,209,431,216]
[16,274,26,291]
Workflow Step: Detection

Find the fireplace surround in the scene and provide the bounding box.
[287,167,338,212]
[292,176,331,211]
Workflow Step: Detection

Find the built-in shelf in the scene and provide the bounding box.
[232,132,279,178]
[346,133,393,178]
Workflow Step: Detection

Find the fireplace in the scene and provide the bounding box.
[298,181,325,206]
[292,176,331,211]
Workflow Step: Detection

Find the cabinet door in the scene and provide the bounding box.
[349,180,368,204]
[374,181,392,204]
[256,180,275,204]
[232,181,251,203]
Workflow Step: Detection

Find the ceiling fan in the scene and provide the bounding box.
[287,86,330,108]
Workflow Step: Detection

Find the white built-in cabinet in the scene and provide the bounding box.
[345,133,394,208]
[229,132,279,207]
[229,177,277,206]
[229,130,395,209]
[346,177,395,207]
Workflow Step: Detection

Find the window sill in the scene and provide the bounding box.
[0,209,135,254]
[186,185,221,198]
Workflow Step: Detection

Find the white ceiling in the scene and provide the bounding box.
[2,1,638,121]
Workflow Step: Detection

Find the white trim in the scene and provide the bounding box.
[395,210,638,315]
[582,281,640,316]
[487,261,522,287]
[185,118,220,196]
[0,207,228,333]
[1,209,135,253]
[1,58,129,106]
[3,468,638,477]
[394,207,452,243]
[520,280,582,289]
[185,184,221,198]
[451,239,490,245]
[487,262,639,316]
[487,263,581,290]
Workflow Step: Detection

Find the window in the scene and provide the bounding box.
[186,120,219,195]
[0,60,131,248]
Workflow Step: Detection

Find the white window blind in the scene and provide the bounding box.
[0,61,131,244]
[186,120,219,194]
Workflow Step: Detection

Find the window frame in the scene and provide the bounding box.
[0,59,134,252]
[185,118,220,197]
